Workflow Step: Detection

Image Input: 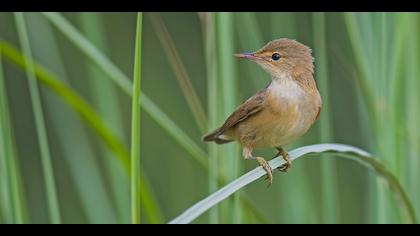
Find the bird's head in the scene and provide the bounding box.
[234,38,314,80]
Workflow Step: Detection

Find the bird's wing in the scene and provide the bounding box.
[202,88,268,141]
[220,88,267,131]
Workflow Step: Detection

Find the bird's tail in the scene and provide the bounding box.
[202,129,233,144]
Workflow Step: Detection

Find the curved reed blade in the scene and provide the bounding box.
[169,144,416,224]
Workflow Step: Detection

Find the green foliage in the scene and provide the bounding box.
[344,12,416,223]
[0,40,163,223]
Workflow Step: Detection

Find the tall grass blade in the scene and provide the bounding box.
[405,13,420,219]
[215,12,241,223]
[344,12,381,223]
[0,53,12,223]
[14,12,61,224]
[0,49,26,224]
[313,12,339,223]
[131,12,143,224]
[79,12,129,224]
[343,12,406,224]
[387,15,408,192]
[24,12,118,223]
[343,13,376,125]
[235,12,266,90]
[201,12,219,223]
[148,13,208,132]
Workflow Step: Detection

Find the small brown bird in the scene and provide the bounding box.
[202,38,322,185]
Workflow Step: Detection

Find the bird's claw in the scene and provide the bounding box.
[278,160,292,172]
[255,157,273,187]
[272,148,292,172]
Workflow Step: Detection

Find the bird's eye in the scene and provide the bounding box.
[271,53,281,61]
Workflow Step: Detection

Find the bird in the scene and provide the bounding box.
[202,38,322,186]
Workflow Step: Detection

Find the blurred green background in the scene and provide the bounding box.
[0,12,419,224]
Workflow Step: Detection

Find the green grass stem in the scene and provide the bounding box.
[0,48,26,224]
[201,12,219,223]
[235,12,266,90]
[215,12,241,223]
[14,12,61,224]
[313,12,340,223]
[405,13,420,219]
[131,12,143,224]
[79,12,129,224]
[148,13,208,132]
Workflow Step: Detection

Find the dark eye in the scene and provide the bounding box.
[271,53,281,61]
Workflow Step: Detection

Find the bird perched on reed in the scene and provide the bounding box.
[202,38,322,185]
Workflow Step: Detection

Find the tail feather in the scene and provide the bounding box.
[202,129,233,144]
[202,129,220,142]
[213,138,233,144]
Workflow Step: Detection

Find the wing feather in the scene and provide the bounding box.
[202,88,267,142]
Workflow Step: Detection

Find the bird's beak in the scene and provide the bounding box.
[234,52,258,60]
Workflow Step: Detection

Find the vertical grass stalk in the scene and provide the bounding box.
[313,12,340,223]
[344,12,380,223]
[24,12,118,223]
[0,51,26,224]
[148,13,208,132]
[14,12,61,224]
[344,12,409,223]
[79,12,129,223]
[235,12,266,90]
[405,13,420,219]
[0,53,12,223]
[131,12,143,224]
[388,14,408,195]
[202,12,219,223]
[215,12,241,223]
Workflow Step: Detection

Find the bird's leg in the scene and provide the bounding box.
[243,147,273,186]
[272,147,292,172]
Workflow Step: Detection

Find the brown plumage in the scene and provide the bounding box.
[202,38,322,185]
[202,88,267,143]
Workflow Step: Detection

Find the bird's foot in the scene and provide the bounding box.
[278,159,291,172]
[255,157,273,187]
[272,148,292,172]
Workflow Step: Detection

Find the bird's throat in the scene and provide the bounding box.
[269,75,306,102]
